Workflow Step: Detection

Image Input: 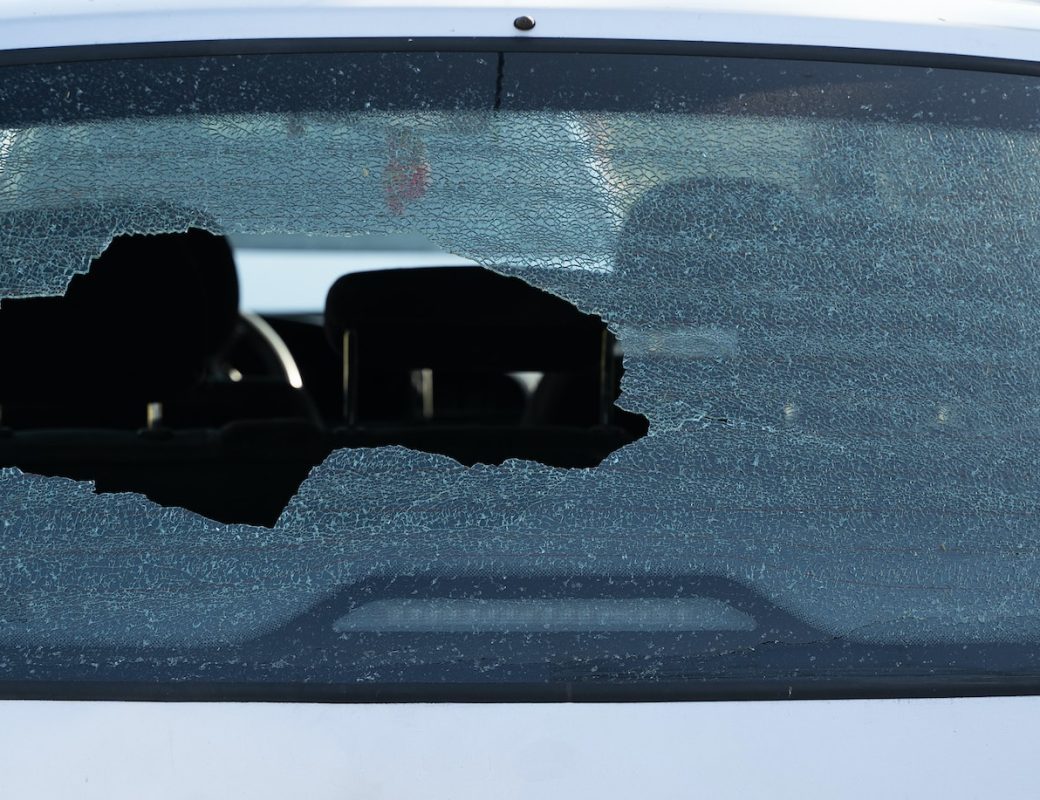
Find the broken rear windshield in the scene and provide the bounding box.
[1,49,1040,700]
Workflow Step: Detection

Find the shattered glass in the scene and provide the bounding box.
[2,51,1040,691]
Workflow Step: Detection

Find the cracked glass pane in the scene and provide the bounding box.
[2,51,1040,695]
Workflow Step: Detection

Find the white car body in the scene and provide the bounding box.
[2,1,1040,797]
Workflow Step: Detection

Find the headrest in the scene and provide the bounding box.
[614,177,1040,432]
[324,266,603,371]
[0,229,239,404]
[615,177,802,286]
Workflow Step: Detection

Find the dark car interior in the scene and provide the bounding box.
[0,230,648,526]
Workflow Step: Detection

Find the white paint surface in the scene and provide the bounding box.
[0,697,1037,799]
[0,0,1039,62]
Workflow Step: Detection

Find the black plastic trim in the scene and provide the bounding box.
[3,677,1040,703]
[1,37,1040,77]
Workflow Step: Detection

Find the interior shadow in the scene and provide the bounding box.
[0,234,647,527]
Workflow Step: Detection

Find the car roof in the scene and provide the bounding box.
[1,0,1040,64]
